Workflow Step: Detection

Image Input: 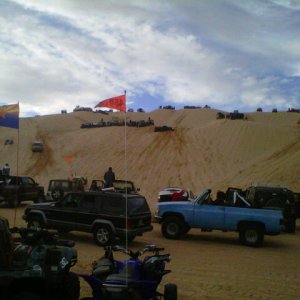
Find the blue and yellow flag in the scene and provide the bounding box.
[0,103,19,129]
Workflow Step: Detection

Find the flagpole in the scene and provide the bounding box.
[124,90,128,284]
[124,92,128,238]
[13,103,20,226]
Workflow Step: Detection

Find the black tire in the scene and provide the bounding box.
[239,224,264,247]
[51,189,64,201]
[58,272,80,300]
[285,217,296,233]
[11,291,41,300]
[161,216,184,239]
[93,225,115,246]
[164,283,177,300]
[27,216,44,230]
[265,198,285,209]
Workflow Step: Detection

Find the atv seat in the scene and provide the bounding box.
[0,217,14,270]
[92,257,115,279]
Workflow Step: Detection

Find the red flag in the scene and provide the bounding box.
[64,156,73,164]
[95,94,126,112]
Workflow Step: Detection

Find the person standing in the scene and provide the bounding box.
[2,163,10,176]
[104,167,115,188]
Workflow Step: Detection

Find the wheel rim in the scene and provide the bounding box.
[52,190,61,200]
[167,222,179,236]
[245,229,258,243]
[96,228,110,244]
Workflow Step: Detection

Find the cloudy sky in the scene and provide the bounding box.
[0,0,300,117]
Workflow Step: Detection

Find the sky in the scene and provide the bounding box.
[0,0,300,117]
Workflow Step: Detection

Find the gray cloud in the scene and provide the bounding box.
[0,0,299,116]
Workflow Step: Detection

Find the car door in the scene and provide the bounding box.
[75,194,100,231]
[47,193,82,230]
[193,201,225,229]
[20,177,36,200]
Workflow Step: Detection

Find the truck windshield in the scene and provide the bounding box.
[194,189,211,204]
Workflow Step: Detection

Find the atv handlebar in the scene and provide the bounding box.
[105,244,167,259]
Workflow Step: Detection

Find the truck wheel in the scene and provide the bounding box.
[164,283,177,300]
[51,189,64,201]
[161,216,184,239]
[239,225,264,247]
[93,225,115,246]
[58,272,80,300]
[28,217,44,230]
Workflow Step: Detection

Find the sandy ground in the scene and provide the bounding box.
[1,109,300,298]
[2,204,300,300]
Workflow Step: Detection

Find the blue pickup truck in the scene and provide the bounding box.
[155,189,284,247]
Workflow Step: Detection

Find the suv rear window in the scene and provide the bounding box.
[101,197,125,214]
[128,197,150,214]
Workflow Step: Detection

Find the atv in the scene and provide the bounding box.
[79,244,177,300]
[0,217,80,300]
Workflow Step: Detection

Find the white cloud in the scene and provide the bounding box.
[0,0,299,116]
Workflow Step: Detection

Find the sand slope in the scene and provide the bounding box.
[1,109,300,299]
[0,109,299,210]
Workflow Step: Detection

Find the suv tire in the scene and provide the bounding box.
[239,224,264,247]
[161,216,184,239]
[51,189,64,201]
[265,198,285,209]
[93,225,115,246]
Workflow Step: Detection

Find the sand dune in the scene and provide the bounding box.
[0,109,299,210]
[1,108,300,299]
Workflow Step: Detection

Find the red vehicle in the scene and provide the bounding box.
[157,187,194,202]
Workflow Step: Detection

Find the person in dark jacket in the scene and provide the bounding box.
[104,167,115,188]
[2,163,10,176]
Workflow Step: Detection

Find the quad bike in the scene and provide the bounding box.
[0,217,80,300]
[79,244,177,300]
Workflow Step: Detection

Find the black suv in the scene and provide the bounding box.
[245,185,297,233]
[23,191,153,246]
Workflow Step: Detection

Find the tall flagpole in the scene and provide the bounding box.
[124,90,128,284]
[13,102,20,226]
